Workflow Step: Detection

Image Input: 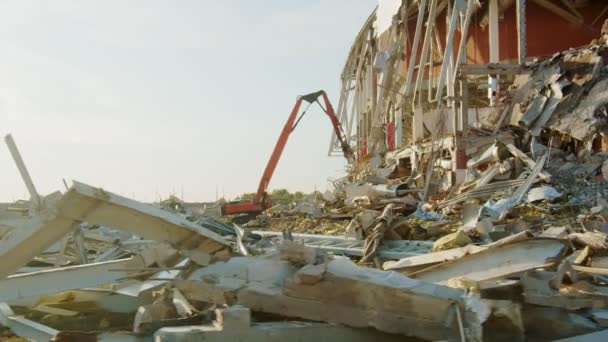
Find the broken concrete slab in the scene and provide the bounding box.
[383,244,486,273]
[61,181,230,252]
[0,180,230,280]
[0,302,59,342]
[410,238,567,285]
[10,288,141,315]
[115,258,190,305]
[177,250,485,341]
[384,231,535,274]
[0,258,133,302]
[0,192,76,280]
[133,291,179,333]
[540,226,571,239]
[522,269,608,310]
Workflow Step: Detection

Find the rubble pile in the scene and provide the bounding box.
[214,42,608,340]
[4,25,608,342]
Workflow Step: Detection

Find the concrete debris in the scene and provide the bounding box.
[411,238,567,286]
[526,185,562,203]
[176,245,486,341]
[383,244,486,274]
[4,3,608,342]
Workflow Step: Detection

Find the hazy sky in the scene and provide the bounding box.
[0,0,376,202]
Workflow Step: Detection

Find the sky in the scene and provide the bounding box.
[0,0,377,202]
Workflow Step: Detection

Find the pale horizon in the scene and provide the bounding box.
[0,0,376,203]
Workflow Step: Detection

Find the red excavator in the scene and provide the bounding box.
[221,90,354,217]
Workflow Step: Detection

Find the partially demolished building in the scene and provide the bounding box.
[4,1,608,341]
[329,0,608,197]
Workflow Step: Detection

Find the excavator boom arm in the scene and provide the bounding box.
[253,97,304,205]
[221,90,352,216]
[318,91,355,163]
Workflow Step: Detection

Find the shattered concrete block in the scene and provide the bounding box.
[0,181,230,280]
[0,258,134,302]
[215,305,250,330]
[540,226,571,239]
[178,251,486,341]
[133,291,178,333]
[293,263,326,285]
[412,238,567,285]
[279,241,319,265]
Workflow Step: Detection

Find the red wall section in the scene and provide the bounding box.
[396,2,608,79]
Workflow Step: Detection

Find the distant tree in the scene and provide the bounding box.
[311,190,324,202]
[236,192,255,201]
[270,189,293,204]
[226,189,321,206]
[217,197,227,204]
[293,191,305,202]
